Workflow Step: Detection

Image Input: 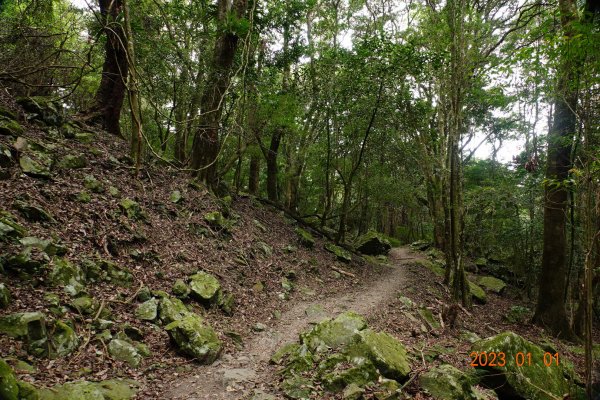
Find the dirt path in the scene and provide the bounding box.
[165,247,422,400]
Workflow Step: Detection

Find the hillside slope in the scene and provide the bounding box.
[0,93,383,398]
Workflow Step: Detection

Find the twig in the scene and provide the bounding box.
[331,266,356,278]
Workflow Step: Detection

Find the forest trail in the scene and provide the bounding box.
[165,247,423,399]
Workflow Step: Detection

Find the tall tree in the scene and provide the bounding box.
[86,0,128,137]
[190,0,249,185]
[533,0,581,340]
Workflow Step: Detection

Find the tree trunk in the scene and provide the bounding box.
[532,0,579,340]
[266,130,281,202]
[88,0,128,136]
[190,0,248,185]
[249,153,260,195]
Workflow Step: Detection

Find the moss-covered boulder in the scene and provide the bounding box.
[46,320,78,358]
[0,117,24,137]
[35,379,138,400]
[135,298,158,321]
[19,155,50,179]
[16,96,64,127]
[57,154,87,170]
[108,339,142,368]
[350,329,410,381]
[0,312,45,338]
[0,359,19,400]
[355,231,391,256]
[189,271,221,303]
[468,281,487,303]
[300,311,367,352]
[420,364,481,400]
[324,243,352,263]
[0,284,10,308]
[295,227,315,248]
[164,313,222,363]
[158,296,189,325]
[471,332,584,400]
[322,359,379,392]
[477,276,506,294]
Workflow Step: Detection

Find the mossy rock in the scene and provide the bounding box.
[504,306,531,324]
[35,379,138,400]
[158,296,189,325]
[13,200,54,222]
[324,243,352,263]
[0,359,19,400]
[477,276,506,294]
[203,211,232,232]
[19,155,50,178]
[418,307,441,330]
[57,154,87,170]
[0,106,17,120]
[189,271,221,303]
[70,295,99,315]
[281,375,314,399]
[172,279,190,298]
[50,320,79,358]
[414,258,445,277]
[295,228,315,248]
[468,281,487,303]
[300,311,367,353]
[355,231,391,256]
[97,259,133,286]
[108,339,142,368]
[217,292,235,316]
[164,313,222,364]
[83,175,104,193]
[135,298,158,321]
[20,237,66,257]
[0,284,10,308]
[49,258,85,293]
[0,214,27,242]
[471,332,584,400]
[0,312,45,338]
[0,117,24,137]
[350,329,411,381]
[322,359,379,392]
[420,364,481,400]
[16,96,64,127]
[169,190,183,204]
[119,199,144,221]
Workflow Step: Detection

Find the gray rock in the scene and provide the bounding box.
[135,298,158,321]
[108,339,142,368]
